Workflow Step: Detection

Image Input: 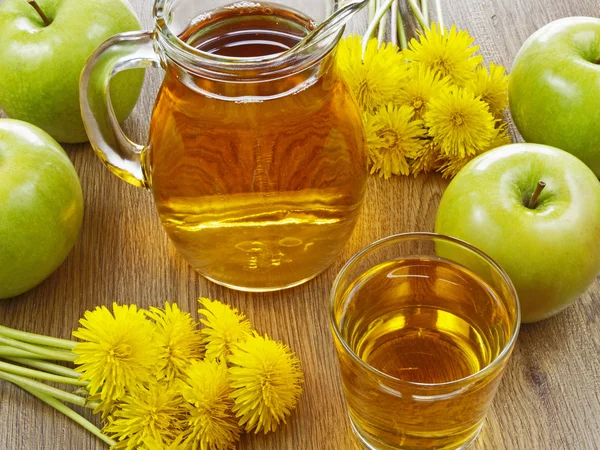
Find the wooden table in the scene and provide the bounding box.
[1,0,599,448]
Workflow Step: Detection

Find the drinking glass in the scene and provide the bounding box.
[330,233,520,449]
[80,0,369,292]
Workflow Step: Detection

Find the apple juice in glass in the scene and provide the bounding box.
[80,0,368,292]
[331,233,520,449]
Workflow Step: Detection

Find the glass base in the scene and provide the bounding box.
[199,269,324,292]
[350,417,483,450]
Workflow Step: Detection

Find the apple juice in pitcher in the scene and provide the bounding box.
[146,3,367,291]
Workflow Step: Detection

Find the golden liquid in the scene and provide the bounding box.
[336,257,513,449]
[147,5,367,291]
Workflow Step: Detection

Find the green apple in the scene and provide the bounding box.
[435,143,600,323]
[0,119,84,299]
[509,17,600,177]
[0,0,143,143]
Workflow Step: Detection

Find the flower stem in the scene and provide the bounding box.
[0,345,45,359]
[0,325,76,350]
[368,0,377,23]
[362,0,396,53]
[5,357,81,379]
[435,0,445,31]
[407,0,428,30]
[87,400,101,410]
[390,0,398,46]
[378,0,388,45]
[0,335,77,362]
[17,383,115,446]
[396,3,408,50]
[0,361,87,387]
[421,0,429,23]
[0,370,91,408]
[26,0,52,26]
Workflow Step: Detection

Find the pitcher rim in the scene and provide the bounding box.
[152,0,344,79]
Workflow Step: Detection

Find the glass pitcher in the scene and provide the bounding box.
[80,0,368,292]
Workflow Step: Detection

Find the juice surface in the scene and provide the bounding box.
[340,257,511,383]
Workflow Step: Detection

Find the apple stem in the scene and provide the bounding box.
[26,0,52,26]
[595,56,600,65]
[527,181,546,209]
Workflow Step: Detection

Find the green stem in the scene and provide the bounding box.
[5,357,81,379]
[375,0,382,40]
[397,6,408,50]
[435,0,445,31]
[368,0,377,23]
[362,0,396,52]
[17,384,115,446]
[421,0,429,23]
[390,0,398,46]
[0,361,87,387]
[87,400,101,410]
[0,325,76,350]
[0,370,91,407]
[0,335,77,362]
[0,345,47,360]
[407,0,428,30]
[378,2,388,44]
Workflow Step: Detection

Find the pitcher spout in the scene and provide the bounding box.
[289,0,370,55]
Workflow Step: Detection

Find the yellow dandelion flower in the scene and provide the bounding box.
[143,435,188,450]
[363,113,383,169]
[146,302,204,382]
[436,153,474,180]
[73,303,159,404]
[180,360,240,450]
[85,392,114,419]
[411,140,441,177]
[437,123,512,179]
[229,334,303,434]
[364,104,426,179]
[105,383,185,450]
[406,24,483,86]
[397,65,449,119]
[425,87,496,157]
[337,35,408,112]
[469,62,509,118]
[489,123,512,149]
[198,298,252,363]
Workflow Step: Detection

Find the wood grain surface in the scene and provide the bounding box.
[1,0,599,449]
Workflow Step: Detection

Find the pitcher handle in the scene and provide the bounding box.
[80,31,161,189]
